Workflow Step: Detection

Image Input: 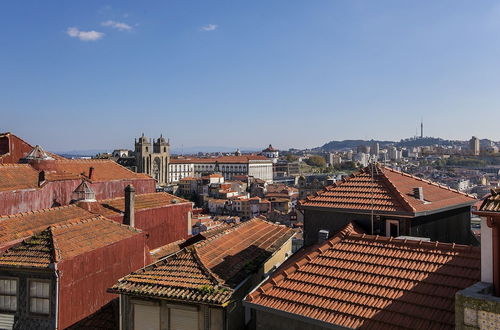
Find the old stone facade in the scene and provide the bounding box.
[134,134,170,186]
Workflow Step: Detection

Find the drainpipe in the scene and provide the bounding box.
[488,216,500,296]
[54,263,60,330]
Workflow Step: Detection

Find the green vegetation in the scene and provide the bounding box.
[197,285,227,295]
[305,155,326,167]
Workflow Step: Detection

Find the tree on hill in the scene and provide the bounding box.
[305,155,326,167]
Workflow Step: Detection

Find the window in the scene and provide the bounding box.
[133,303,160,330]
[386,220,399,238]
[0,278,17,312]
[29,280,50,315]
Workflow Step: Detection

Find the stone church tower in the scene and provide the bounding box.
[134,134,170,186]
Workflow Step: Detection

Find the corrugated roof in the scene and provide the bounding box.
[110,218,295,305]
[0,216,141,268]
[300,165,475,215]
[245,223,480,329]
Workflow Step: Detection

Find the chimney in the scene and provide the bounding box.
[88,167,95,180]
[38,171,46,187]
[124,185,135,227]
[413,187,424,201]
[318,229,329,244]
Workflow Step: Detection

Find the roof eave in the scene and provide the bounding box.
[107,289,231,307]
[299,205,415,218]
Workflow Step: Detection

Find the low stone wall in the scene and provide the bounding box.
[455,282,500,329]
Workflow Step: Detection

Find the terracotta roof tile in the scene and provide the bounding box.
[110,218,295,305]
[0,216,140,268]
[0,164,40,191]
[40,159,150,182]
[97,192,190,217]
[0,205,96,248]
[245,223,480,329]
[300,165,475,215]
[476,188,500,213]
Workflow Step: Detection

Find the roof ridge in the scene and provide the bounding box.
[48,227,62,262]
[376,167,417,213]
[0,204,81,220]
[348,233,480,254]
[190,246,227,287]
[50,214,142,233]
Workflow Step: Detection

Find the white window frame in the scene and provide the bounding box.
[0,277,18,313]
[28,279,51,316]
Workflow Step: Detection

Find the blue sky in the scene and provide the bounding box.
[1,1,500,152]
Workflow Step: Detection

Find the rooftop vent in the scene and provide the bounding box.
[413,187,424,201]
[318,229,330,244]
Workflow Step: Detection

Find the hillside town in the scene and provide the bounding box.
[0,131,499,329]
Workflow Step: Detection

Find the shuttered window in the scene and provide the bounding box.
[170,307,198,330]
[29,280,50,315]
[0,279,17,312]
[133,304,160,330]
[210,308,223,330]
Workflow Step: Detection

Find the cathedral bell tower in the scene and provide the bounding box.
[135,133,152,175]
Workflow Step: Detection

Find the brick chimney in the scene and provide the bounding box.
[88,167,95,180]
[124,185,135,227]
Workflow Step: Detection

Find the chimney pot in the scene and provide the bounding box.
[318,229,329,244]
[413,187,424,201]
[88,167,95,180]
[124,184,135,227]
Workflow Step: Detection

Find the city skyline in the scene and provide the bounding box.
[2,0,500,151]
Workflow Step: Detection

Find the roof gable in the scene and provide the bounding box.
[301,165,475,215]
[110,218,295,305]
[245,223,480,329]
[0,216,140,268]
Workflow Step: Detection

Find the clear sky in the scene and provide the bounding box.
[1,1,500,152]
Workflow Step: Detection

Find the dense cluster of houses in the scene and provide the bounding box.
[0,132,499,329]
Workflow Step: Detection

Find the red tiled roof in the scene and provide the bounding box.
[110,218,295,305]
[245,223,480,329]
[475,188,500,214]
[97,192,190,217]
[0,164,40,191]
[0,216,140,268]
[0,205,96,247]
[170,155,270,164]
[39,159,150,182]
[300,165,475,216]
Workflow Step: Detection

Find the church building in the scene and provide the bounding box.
[134,134,170,186]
